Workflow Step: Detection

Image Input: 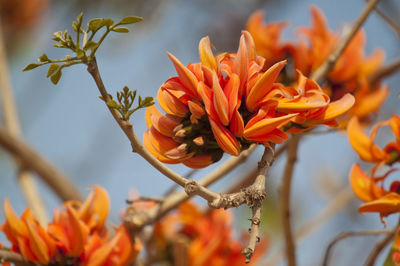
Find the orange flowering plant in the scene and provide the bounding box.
[0,1,399,266]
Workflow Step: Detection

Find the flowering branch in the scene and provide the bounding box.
[311,0,381,83]
[280,135,301,266]
[0,21,48,224]
[0,127,83,201]
[323,228,394,266]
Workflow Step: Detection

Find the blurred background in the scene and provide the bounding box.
[0,0,399,265]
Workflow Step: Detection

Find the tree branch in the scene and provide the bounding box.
[0,19,48,224]
[323,228,394,266]
[280,135,300,266]
[311,0,381,83]
[369,57,400,86]
[364,228,397,266]
[124,144,257,229]
[0,127,83,202]
[367,0,400,37]
[0,249,34,266]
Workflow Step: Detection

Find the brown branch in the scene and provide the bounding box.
[365,228,397,266]
[369,57,400,86]
[311,0,381,83]
[0,19,48,224]
[0,127,83,202]
[241,144,276,263]
[124,144,257,229]
[323,228,393,266]
[280,135,300,266]
[0,249,34,266]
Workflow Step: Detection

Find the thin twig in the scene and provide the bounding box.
[323,228,393,266]
[365,228,397,266]
[0,127,83,201]
[280,135,300,266]
[0,19,48,224]
[124,144,257,229]
[366,0,400,37]
[0,249,34,266]
[242,144,276,263]
[266,186,354,266]
[311,0,381,83]
[369,58,400,86]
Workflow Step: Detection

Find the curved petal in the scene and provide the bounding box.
[183,154,213,169]
[209,118,241,156]
[167,52,199,97]
[212,72,230,126]
[199,36,217,71]
[349,163,386,202]
[244,113,297,138]
[143,131,182,164]
[79,186,110,231]
[4,199,28,238]
[230,109,244,137]
[246,60,286,112]
[316,93,355,122]
[26,220,50,264]
[359,192,400,215]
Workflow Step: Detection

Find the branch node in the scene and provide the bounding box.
[184,180,198,195]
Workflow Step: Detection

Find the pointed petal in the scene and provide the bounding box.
[212,72,230,126]
[352,86,389,118]
[209,118,241,156]
[167,52,199,97]
[229,109,244,137]
[234,33,249,95]
[224,74,240,120]
[4,199,28,237]
[319,93,355,122]
[79,186,110,231]
[277,97,328,111]
[160,89,189,117]
[244,113,297,138]
[65,204,88,256]
[246,60,286,111]
[145,105,161,128]
[199,36,217,71]
[188,100,205,119]
[86,232,122,266]
[26,220,50,264]
[347,117,387,162]
[149,126,180,154]
[349,163,386,202]
[359,192,400,215]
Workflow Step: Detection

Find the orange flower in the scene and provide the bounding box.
[145,31,354,168]
[246,6,389,124]
[1,186,141,265]
[347,116,400,165]
[150,202,268,266]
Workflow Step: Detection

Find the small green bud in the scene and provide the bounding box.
[23,63,41,71]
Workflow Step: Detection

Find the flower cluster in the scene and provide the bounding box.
[348,116,400,220]
[146,201,268,265]
[144,30,355,168]
[247,6,389,125]
[1,186,141,265]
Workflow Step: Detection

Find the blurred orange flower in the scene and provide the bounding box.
[149,201,268,266]
[1,186,141,265]
[246,6,389,125]
[145,31,354,168]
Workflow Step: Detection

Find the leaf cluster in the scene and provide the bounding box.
[23,13,142,85]
[102,86,154,120]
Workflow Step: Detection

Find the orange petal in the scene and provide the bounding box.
[199,36,217,71]
[4,199,29,238]
[79,186,110,231]
[65,204,88,256]
[209,118,241,156]
[26,220,50,264]
[224,74,240,120]
[390,115,400,142]
[317,93,355,122]
[359,192,400,215]
[230,109,245,137]
[143,131,181,164]
[145,105,161,129]
[244,113,297,138]
[160,89,189,117]
[246,60,286,112]
[85,231,122,266]
[149,126,180,154]
[167,52,199,97]
[349,163,386,202]
[183,154,213,169]
[347,117,386,162]
[188,100,205,119]
[352,86,389,118]
[277,97,328,111]
[233,32,249,95]
[212,72,230,126]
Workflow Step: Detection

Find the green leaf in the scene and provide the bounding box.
[119,16,143,25]
[103,18,114,27]
[88,18,106,32]
[83,41,98,50]
[38,54,49,63]
[23,63,40,71]
[72,21,79,32]
[47,64,61,78]
[107,99,120,109]
[111,27,129,33]
[76,49,85,58]
[76,13,83,25]
[50,69,62,84]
